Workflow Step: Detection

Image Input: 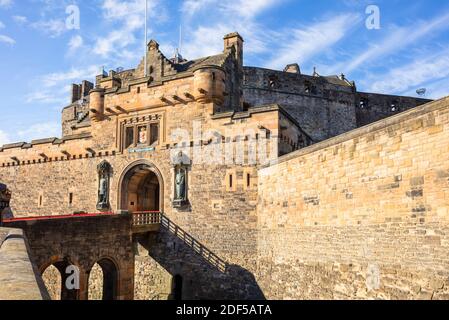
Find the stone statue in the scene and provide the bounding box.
[175,167,186,201]
[97,161,112,210]
[98,177,107,204]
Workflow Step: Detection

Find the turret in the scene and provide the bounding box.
[89,87,105,121]
[193,66,226,105]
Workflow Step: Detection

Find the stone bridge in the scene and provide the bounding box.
[2,211,262,300]
[4,212,137,300]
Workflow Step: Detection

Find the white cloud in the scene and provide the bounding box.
[180,0,287,61]
[366,49,449,95]
[26,66,99,106]
[181,0,215,17]
[92,0,160,59]
[25,91,69,104]
[31,19,67,38]
[0,21,4,29]
[265,14,361,70]
[68,35,84,52]
[223,0,283,19]
[0,0,12,8]
[12,15,27,25]
[0,130,10,146]
[181,0,282,20]
[331,12,449,74]
[17,122,60,141]
[40,66,98,88]
[0,34,15,45]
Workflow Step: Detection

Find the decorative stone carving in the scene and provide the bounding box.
[97,161,112,211]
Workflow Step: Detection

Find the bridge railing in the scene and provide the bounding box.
[132,211,162,226]
[159,215,228,273]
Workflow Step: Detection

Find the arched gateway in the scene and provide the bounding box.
[118,161,164,213]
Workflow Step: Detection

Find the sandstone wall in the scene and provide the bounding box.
[0,228,50,300]
[243,67,429,142]
[256,97,449,300]
[5,214,134,300]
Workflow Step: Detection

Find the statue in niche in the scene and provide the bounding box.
[173,152,189,208]
[97,161,112,211]
[175,167,186,201]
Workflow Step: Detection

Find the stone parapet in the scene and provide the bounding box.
[0,228,50,300]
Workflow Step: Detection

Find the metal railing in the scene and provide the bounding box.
[160,215,228,273]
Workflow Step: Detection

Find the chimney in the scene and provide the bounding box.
[224,32,244,66]
[71,84,81,103]
[81,80,94,98]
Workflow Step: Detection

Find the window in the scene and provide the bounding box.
[137,87,141,94]
[69,193,73,205]
[359,98,369,109]
[268,75,277,88]
[39,195,43,207]
[246,173,251,188]
[150,123,159,145]
[229,174,233,189]
[390,101,399,113]
[123,121,160,150]
[304,81,317,94]
[76,112,84,121]
[125,127,135,149]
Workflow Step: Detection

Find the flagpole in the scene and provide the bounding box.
[144,0,148,77]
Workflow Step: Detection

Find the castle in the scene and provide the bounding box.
[1,32,449,300]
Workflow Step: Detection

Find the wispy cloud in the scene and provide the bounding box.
[12,15,27,25]
[0,21,4,29]
[366,49,449,96]
[31,19,67,38]
[92,0,162,60]
[266,14,361,70]
[68,35,84,54]
[0,34,15,45]
[180,0,288,61]
[0,0,12,8]
[331,12,449,74]
[26,66,99,105]
[17,122,60,141]
[0,130,10,146]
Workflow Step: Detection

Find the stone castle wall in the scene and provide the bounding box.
[243,67,430,142]
[256,97,449,299]
[5,214,134,300]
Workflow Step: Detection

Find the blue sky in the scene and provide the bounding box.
[1,0,449,144]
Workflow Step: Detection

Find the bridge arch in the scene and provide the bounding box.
[118,160,165,213]
[41,257,81,300]
[88,257,119,300]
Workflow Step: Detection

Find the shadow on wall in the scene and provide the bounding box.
[135,215,265,300]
